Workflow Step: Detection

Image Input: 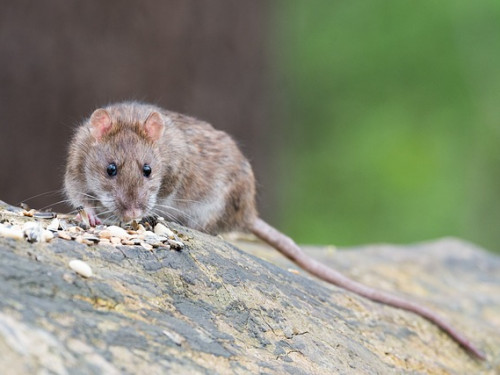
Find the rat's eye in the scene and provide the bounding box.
[143,164,152,177]
[106,163,117,177]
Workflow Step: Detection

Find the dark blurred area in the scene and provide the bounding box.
[0,0,277,219]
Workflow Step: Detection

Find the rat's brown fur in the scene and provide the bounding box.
[64,102,485,360]
[65,102,256,230]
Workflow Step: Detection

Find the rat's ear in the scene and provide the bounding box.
[144,112,164,141]
[89,109,112,140]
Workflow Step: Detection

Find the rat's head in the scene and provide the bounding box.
[84,108,165,222]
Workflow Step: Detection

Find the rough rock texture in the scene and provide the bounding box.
[1,213,499,373]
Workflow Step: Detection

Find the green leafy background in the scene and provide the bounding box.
[274,1,500,252]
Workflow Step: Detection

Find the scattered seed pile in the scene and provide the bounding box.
[0,206,186,251]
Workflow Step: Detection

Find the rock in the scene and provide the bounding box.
[0,200,499,374]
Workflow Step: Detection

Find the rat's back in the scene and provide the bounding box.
[153,104,259,234]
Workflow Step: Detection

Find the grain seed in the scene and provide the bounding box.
[69,259,93,278]
[57,231,72,240]
[167,239,184,250]
[110,237,121,245]
[47,218,60,232]
[34,211,57,219]
[154,223,175,238]
[41,230,54,242]
[23,222,44,243]
[140,242,153,251]
[0,224,24,240]
[107,225,129,239]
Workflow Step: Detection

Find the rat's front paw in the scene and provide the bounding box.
[76,206,102,227]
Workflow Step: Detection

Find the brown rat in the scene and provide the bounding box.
[64,101,485,359]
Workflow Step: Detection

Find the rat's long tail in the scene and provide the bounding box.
[250,218,485,360]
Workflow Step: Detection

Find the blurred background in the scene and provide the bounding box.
[1,1,499,252]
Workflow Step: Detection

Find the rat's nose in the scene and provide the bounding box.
[122,208,143,222]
